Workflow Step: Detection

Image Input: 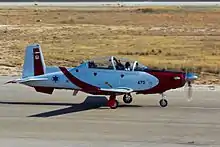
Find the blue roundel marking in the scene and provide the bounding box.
[52,75,59,83]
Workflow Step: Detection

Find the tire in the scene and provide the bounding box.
[109,100,119,109]
[123,94,133,104]
[159,99,168,107]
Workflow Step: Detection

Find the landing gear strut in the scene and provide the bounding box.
[123,93,133,104]
[159,93,168,107]
[107,95,119,109]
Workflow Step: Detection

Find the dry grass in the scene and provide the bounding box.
[0,6,220,84]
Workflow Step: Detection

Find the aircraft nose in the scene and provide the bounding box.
[147,73,159,88]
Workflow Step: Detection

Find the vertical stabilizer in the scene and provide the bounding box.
[22,44,46,78]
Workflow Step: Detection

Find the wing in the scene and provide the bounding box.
[4,77,48,84]
[100,87,133,93]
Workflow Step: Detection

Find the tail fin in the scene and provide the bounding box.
[22,44,46,78]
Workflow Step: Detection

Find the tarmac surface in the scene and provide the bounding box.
[1,76,220,146]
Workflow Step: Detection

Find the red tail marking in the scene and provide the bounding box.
[33,48,44,76]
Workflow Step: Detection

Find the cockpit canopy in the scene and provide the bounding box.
[83,56,147,71]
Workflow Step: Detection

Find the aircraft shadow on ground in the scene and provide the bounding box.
[0,96,143,117]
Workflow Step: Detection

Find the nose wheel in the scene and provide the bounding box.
[107,95,119,109]
[123,93,133,104]
[159,93,168,107]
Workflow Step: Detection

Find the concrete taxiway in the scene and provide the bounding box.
[1,76,220,147]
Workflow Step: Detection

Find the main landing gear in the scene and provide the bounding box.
[159,93,168,107]
[107,95,119,109]
[107,93,133,109]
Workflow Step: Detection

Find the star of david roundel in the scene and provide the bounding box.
[52,75,59,83]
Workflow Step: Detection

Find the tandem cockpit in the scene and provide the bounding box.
[81,56,147,71]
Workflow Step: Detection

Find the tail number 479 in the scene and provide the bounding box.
[138,80,145,84]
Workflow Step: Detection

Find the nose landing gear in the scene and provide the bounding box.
[159,93,168,107]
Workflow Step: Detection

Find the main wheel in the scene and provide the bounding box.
[123,94,133,104]
[108,99,119,109]
[159,99,168,107]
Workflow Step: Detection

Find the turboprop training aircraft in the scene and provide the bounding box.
[5,44,198,109]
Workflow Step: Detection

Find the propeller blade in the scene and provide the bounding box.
[182,60,198,102]
[187,81,193,101]
[184,72,198,102]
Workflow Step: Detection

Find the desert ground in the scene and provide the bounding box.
[0,5,220,84]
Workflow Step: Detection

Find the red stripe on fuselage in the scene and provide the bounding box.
[59,67,100,92]
[33,48,44,76]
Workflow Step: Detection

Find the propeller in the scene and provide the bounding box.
[186,80,192,101]
[184,72,198,101]
[182,59,198,101]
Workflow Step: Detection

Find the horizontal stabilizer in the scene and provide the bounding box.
[100,87,133,93]
[5,78,48,84]
[34,86,54,94]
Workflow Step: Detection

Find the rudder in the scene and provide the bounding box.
[22,44,46,78]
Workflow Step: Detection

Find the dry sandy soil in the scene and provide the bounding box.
[0,6,220,84]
